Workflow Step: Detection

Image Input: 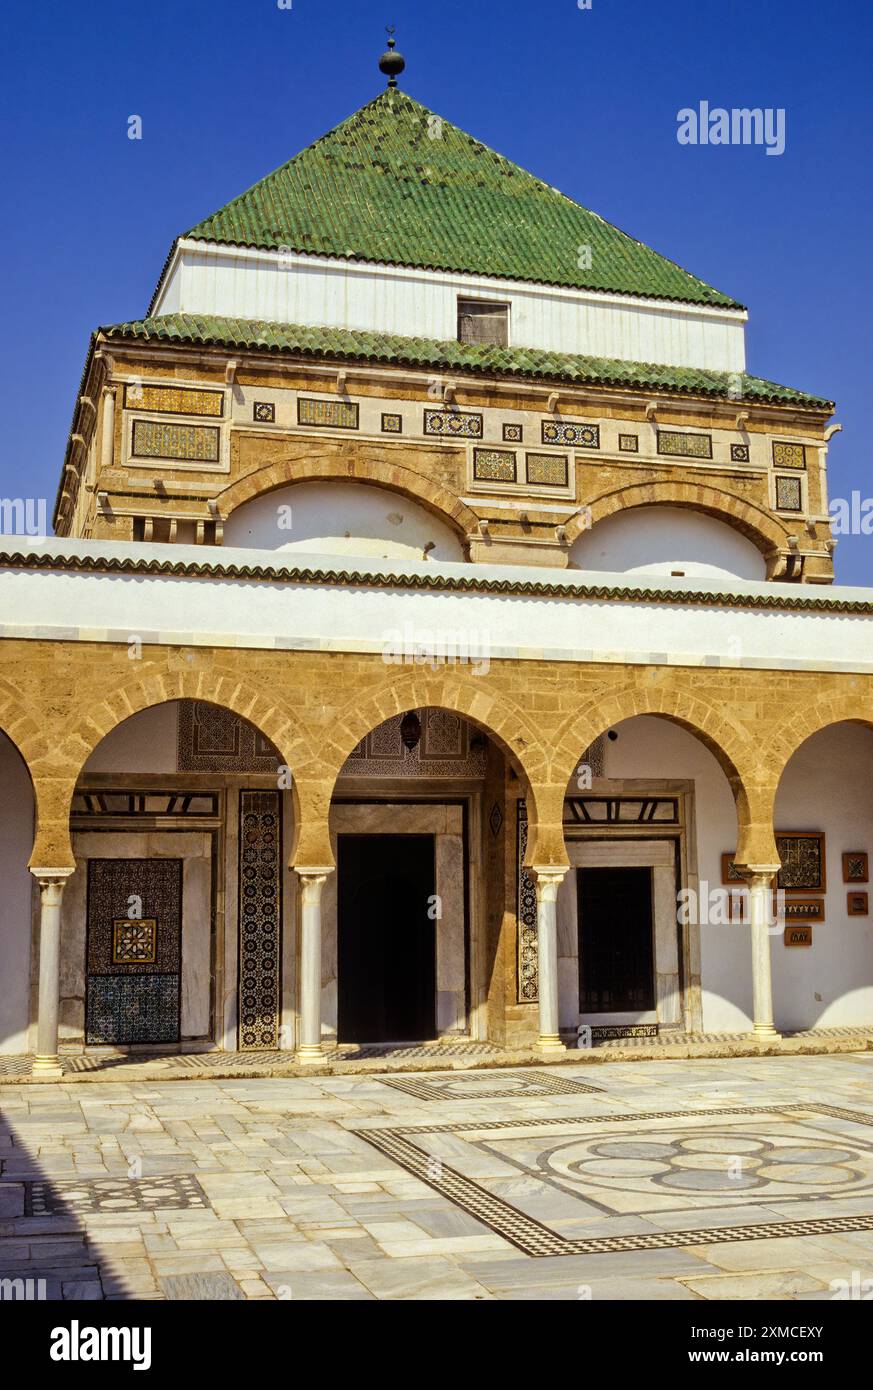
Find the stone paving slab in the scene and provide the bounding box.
[1,1054,873,1299]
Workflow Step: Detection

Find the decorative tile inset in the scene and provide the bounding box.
[618,433,639,453]
[112,919,157,964]
[253,401,275,423]
[124,384,223,417]
[86,974,180,1045]
[25,1174,210,1217]
[525,453,568,487]
[377,1069,603,1102]
[381,412,402,433]
[502,422,523,443]
[730,443,750,463]
[297,397,359,429]
[86,858,182,1044]
[773,440,806,469]
[517,800,538,1003]
[238,791,282,1051]
[473,448,516,482]
[131,420,220,463]
[489,802,504,838]
[341,710,486,778]
[541,420,599,449]
[178,700,279,772]
[775,475,802,511]
[592,1023,659,1041]
[424,408,483,438]
[657,430,713,459]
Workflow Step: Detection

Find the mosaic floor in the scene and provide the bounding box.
[1,1053,872,1299]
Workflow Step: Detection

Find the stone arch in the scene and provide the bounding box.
[216,456,479,548]
[0,684,42,867]
[311,669,553,868]
[768,690,873,789]
[545,680,777,867]
[0,680,52,771]
[31,665,319,869]
[564,480,790,559]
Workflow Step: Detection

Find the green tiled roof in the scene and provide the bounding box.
[102,314,832,409]
[176,90,742,310]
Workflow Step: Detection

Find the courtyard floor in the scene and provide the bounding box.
[1,1053,872,1301]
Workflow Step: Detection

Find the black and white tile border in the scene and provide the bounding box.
[355,1102,873,1258]
[377,1069,603,1102]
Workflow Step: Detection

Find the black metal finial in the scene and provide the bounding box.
[378,25,405,88]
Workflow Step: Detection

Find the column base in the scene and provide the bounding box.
[31,1054,64,1080]
[534,1034,566,1057]
[295,1045,328,1067]
[752,1025,782,1041]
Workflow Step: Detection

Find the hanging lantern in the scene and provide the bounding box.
[400,710,422,752]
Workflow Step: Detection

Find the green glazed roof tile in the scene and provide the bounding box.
[101,313,832,408]
[175,90,742,309]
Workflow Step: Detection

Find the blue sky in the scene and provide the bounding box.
[3,0,871,581]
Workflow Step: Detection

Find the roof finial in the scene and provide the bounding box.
[378,25,405,88]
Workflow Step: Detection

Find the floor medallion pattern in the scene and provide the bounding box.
[355,1101,873,1257]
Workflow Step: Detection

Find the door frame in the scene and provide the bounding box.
[324,797,473,1044]
[563,840,679,1028]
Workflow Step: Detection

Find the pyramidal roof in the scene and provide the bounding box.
[176,89,741,310]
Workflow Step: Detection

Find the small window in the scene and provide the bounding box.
[458,299,509,347]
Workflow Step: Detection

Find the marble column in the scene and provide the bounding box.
[533,868,568,1054]
[745,867,782,1040]
[32,869,74,1079]
[296,869,332,1064]
[100,386,115,473]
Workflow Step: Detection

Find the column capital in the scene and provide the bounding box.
[31,867,75,899]
[529,865,569,902]
[295,866,334,906]
[735,864,781,886]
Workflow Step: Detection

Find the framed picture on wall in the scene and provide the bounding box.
[721,834,825,893]
[848,891,869,916]
[720,854,744,885]
[842,852,869,883]
[776,832,826,894]
[781,898,825,923]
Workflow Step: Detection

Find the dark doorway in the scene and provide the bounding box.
[337,834,436,1043]
[577,866,655,1013]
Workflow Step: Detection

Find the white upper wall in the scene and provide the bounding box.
[570,507,767,581]
[2,537,873,676]
[153,240,748,374]
[223,481,465,562]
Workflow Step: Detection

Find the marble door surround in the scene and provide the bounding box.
[557,839,683,1032]
[320,801,469,1044]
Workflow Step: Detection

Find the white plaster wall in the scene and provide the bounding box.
[156,243,747,373]
[82,703,179,773]
[603,716,748,1031]
[773,723,873,1029]
[593,716,873,1031]
[569,507,767,581]
[223,481,465,562]
[0,732,34,1053]
[7,539,873,676]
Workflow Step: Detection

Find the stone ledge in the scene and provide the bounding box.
[1,1030,869,1085]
